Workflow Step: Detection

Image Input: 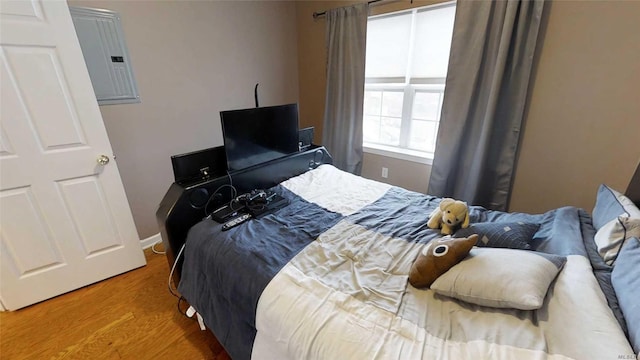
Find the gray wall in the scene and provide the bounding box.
[68,0,300,239]
[359,0,640,213]
[361,153,430,194]
[510,0,640,213]
[69,0,640,239]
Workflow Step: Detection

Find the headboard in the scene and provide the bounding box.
[625,160,640,207]
[156,145,333,284]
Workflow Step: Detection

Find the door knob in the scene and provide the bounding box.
[97,155,110,166]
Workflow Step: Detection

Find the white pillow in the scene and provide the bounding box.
[592,184,640,230]
[594,216,640,265]
[430,248,566,310]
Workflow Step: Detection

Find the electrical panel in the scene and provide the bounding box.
[69,7,140,105]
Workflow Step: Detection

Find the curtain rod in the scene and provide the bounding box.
[312,0,390,19]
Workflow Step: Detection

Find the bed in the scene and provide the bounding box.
[159,152,640,360]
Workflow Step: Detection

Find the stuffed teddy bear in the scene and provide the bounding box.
[427,198,470,235]
[408,234,478,288]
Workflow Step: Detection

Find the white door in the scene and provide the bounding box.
[0,0,146,310]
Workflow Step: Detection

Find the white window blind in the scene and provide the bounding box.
[365,13,411,80]
[363,2,456,161]
[411,5,456,80]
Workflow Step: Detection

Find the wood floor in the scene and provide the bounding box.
[0,248,231,360]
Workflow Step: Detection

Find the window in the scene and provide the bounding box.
[363,3,456,163]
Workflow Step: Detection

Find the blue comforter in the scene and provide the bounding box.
[178,169,618,360]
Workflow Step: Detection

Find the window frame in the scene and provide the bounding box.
[362,1,455,163]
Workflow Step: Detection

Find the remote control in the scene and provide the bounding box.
[221,213,252,231]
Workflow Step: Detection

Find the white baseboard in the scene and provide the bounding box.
[141,233,162,249]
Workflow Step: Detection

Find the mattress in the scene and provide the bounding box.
[177,165,634,360]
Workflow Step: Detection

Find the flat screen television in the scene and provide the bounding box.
[220,103,300,172]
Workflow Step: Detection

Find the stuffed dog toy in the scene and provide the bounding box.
[427,198,470,235]
[409,234,478,288]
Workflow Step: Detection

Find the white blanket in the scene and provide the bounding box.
[252,165,633,360]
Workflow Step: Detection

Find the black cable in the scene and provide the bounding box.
[203,183,237,218]
[229,197,245,212]
[254,83,260,107]
[169,250,195,320]
[176,296,192,319]
[246,201,267,212]
[202,170,239,218]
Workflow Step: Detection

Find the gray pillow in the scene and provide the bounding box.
[592,184,640,230]
[431,248,566,310]
[611,237,640,354]
[453,222,539,250]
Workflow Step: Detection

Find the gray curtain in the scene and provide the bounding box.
[428,0,545,211]
[322,3,368,175]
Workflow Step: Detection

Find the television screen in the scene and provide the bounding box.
[220,104,300,172]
